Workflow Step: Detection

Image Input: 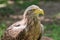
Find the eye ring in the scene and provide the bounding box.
[32,9,36,11]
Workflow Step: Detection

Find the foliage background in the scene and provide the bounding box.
[0,0,60,40]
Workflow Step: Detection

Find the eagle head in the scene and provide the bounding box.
[23,5,44,18]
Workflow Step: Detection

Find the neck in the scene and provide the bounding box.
[27,16,39,26]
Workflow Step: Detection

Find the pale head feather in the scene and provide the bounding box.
[23,5,41,18]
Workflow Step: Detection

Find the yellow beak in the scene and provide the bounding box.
[34,9,44,15]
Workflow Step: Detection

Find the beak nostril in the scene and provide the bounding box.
[39,14,43,16]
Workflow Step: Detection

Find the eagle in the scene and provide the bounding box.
[1,5,44,40]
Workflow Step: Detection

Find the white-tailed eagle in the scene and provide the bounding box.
[1,5,44,40]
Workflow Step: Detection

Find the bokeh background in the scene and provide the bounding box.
[0,0,60,40]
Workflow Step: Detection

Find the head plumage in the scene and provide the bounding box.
[23,5,44,18]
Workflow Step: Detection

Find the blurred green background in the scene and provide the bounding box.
[0,0,60,40]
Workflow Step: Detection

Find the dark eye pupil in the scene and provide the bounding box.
[33,9,36,10]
